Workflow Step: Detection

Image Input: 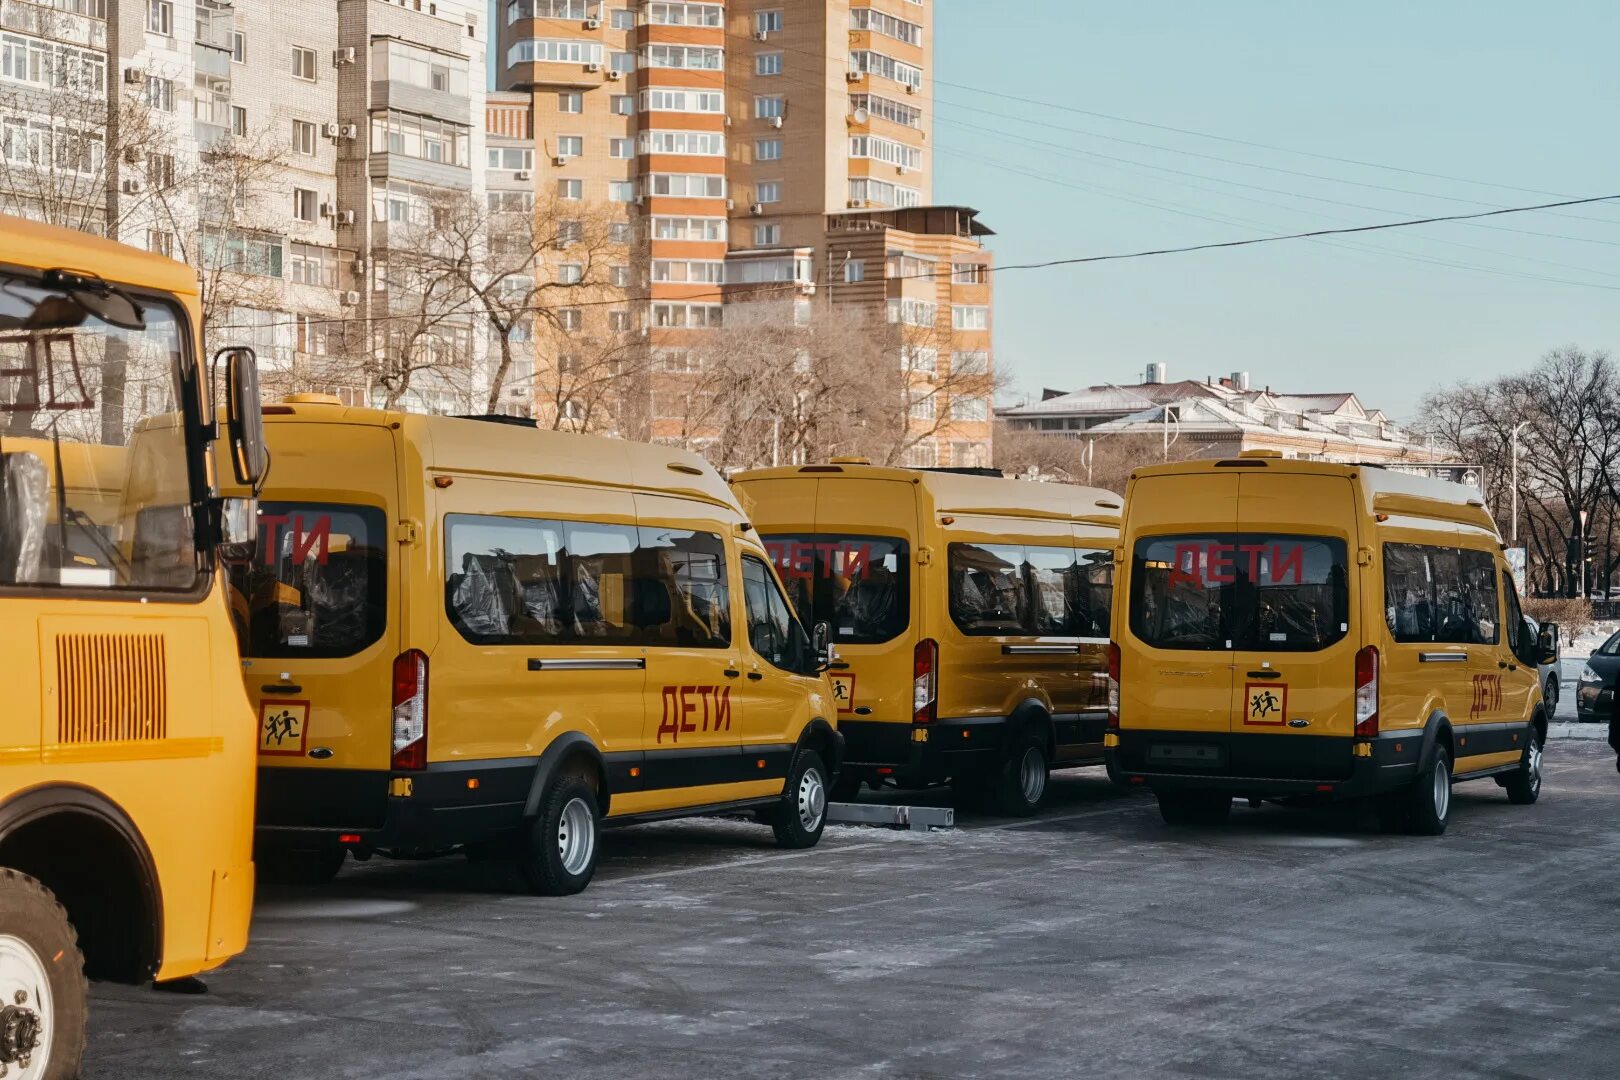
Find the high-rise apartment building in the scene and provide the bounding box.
[496,0,994,466]
[1,0,487,412]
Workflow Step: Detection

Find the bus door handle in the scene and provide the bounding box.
[1499,661,1516,671]
[262,684,304,695]
[747,671,765,681]
[724,669,741,679]
[1246,671,1281,680]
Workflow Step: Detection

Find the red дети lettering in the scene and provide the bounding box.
[1167,542,1311,587]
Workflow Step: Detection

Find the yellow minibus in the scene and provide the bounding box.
[1106,451,1554,834]
[0,214,267,1074]
[234,400,842,895]
[735,462,1122,816]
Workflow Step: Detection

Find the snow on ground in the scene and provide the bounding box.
[1570,619,1620,657]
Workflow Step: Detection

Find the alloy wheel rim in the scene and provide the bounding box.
[1528,739,1543,793]
[0,933,51,1076]
[1019,747,1047,804]
[556,796,595,876]
[1433,759,1451,820]
[797,768,826,832]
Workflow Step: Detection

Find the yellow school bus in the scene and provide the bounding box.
[0,215,267,1073]
[232,399,842,895]
[735,461,1122,816]
[1106,451,1554,833]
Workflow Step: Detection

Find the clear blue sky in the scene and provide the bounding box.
[931,1,1620,421]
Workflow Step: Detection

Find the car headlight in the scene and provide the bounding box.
[1580,663,1600,685]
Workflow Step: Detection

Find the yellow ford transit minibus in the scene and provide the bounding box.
[735,462,1121,816]
[1106,452,1554,834]
[235,401,842,895]
[0,215,267,1074]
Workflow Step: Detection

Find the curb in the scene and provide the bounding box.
[1549,722,1609,741]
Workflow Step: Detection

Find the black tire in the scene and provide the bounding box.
[1543,676,1559,713]
[1405,747,1452,836]
[769,750,829,849]
[988,732,1049,818]
[829,769,863,803]
[1156,790,1233,826]
[1504,728,1544,805]
[0,869,87,1080]
[515,776,600,896]
[257,842,346,886]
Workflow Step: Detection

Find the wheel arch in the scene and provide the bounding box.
[1006,698,1056,758]
[522,733,609,820]
[0,784,162,983]
[1418,710,1455,772]
[794,717,842,778]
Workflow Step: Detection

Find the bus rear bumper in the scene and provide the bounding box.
[1105,730,1419,800]
[837,717,1002,787]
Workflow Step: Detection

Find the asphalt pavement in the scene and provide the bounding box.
[84,741,1620,1079]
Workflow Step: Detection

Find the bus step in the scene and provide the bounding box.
[827,802,954,831]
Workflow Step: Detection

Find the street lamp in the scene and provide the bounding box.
[1510,421,1530,548]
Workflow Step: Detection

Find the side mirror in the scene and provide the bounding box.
[1537,622,1560,665]
[218,496,258,558]
[812,621,839,672]
[219,347,268,490]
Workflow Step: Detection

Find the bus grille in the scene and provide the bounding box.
[55,634,168,744]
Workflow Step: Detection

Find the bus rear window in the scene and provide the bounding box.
[763,535,909,644]
[226,503,388,658]
[1130,534,1348,651]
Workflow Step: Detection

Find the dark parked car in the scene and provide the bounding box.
[1574,630,1620,772]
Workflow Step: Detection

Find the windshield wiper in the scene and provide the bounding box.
[41,268,146,331]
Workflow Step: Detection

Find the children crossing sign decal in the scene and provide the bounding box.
[1244,682,1288,726]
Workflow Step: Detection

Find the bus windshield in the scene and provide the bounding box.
[0,271,197,591]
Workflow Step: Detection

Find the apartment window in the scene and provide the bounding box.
[558,220,583,244]
[756,181,781,204]
[640,130,725,156]
[230,106,247,136]
[293,119,318,156]
[949,397,989,422]
[610,8,634,29]
[557,135,583,157]
[610,265,631,287]
[849,7,924,46]
[145,76,173,112]
[292,188,320,223]
[905,441,939,469]
[756,10,783,34]
[756,52,782,76]
[292,46,317,81]
[843,259,866,284]
[653,260,725,284]
[289,242,340,287]
[1,35,107,93]
[952,305,989,331]
[146,229,174,258]
[903,346,938,374]
[644,173,725,198]
[609,222,633,243]
[849,177,922,208]
[295,314,329,357]
[754,95,785,119]
[753,223,781,246]
[145,152,174,187]
[489,147,535,171]
[653,216,726,241]
[642,88,723,113]
[890,298,937,327]
[146,0,172,36]
[651,303,722,329]
[371,112,472,166]
[849,135,924,171]
[558,263,583,285]
[756,138,782,161]
[849,50,922,90]
[559,308,582,332]
[610,137,633,158]
[507,39,605,66]
[610,51,633,74]
[953,263,988,285]
[608,180,634,202]
[909,395,936,421]
[850,93,923,128]
[646,2,723,26]
[557,178,582,200]
[642,44,724,71]
[231,31,246,63]
[952,350,990,375]
[609,309,632,332]
[559,91,583,113]
[611,94,635,115]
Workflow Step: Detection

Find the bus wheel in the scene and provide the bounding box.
[1504,729,1544,805]
[0,869,86,1080]
[516,776,599,896]
[770,750,829,849]
[1156,790,1232,826]
[258,843,346,886]
[989,734,1048,817]
[1405,748,1452,836]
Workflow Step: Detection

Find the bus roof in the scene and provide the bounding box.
[261,400,740,511]
[0,214,198,297]
[734,462,1123,526]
